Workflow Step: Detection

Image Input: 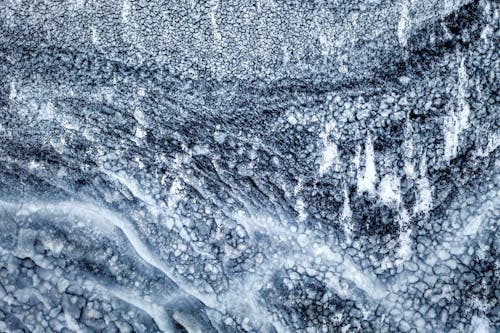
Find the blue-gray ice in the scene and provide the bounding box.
[0,0,498,332]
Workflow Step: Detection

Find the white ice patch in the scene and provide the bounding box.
[318,121,339,175]
[470,315,491,333]
[167,178,183,211]
[209,1,222,41]
[463,215,483,236]
[122,0,131,21]
[9,82,17,100]
[134,108,146,126]
[341,186,353,237]
[102,170,159,217]
[91,26,97,44]
[341,257,388,300]
[414,156,432,214]
[397,0,412,47]
[294,198,308,222]
[414,177,432,214]
[319,143,338,175]
[378,174,401,206]
[357,135,377,195]
[134,127,146,139]
[403,122,416,177]
[476,132,500,157]
[111,287,173,333]
[396,209,413,261]
[40,100,55,120]
[319,34,332,58]
[444,56,470,161]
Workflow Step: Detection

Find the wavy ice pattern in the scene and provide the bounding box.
[0,0,498,332]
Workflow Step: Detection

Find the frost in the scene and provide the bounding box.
[397,0,412,47]
[294,198,308,221]
[357,134,377,195]
[122,0,131,21]
[318,143,338,175]
[378,174,401,206]
[444,56,470,161]
[297,234,309,247]
[414,156,433,214]
[470,315,491,333]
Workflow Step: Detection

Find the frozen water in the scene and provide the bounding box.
[0,0,498,332]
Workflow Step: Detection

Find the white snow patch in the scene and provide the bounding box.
[287,114,297,125]
[102,170,159,217]
[378,174,401,206]
[135,127,146,139]
[414,156,432,214]
[91,26,97,44]
[470,315,490,333]
[397,0,412,47]
[319,34,331,58]
[403,122,415,177]
[319,143,338,175]
[134,108,146,126]
[463,215,483,236]
[168,178,183,210]
[64,312,84,333]
[9,82,17,100]
[40,100,55,120]
[209,1,222,41]
[396,208,412,261]
[341,186,353,237]
[297,234,309,247]
[111,288,173,333]
[122,0,131,21]
[294,198,308,222]
[476,132,499,157]
[342,258,388,300]
[444,56,470,161]
[414,177,432,214]
[357,135,377,195]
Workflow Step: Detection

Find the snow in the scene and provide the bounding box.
[318,143,338,175]
[341,185,353,238]
[470,315,491,333]
[444,56,471,161]
[414,156,432,214]
[397,0,411,47]
[357,134,377,195]
[378,174,401,206]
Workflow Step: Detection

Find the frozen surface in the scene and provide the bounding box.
[0,0,498,332]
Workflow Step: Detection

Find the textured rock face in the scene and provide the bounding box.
[0,0,498,332]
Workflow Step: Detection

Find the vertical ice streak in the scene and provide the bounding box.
[122,0,131,22]
[209,0,222,41]
[341,185,353,239]
[358,134,377,195]
[414,154,433,214]
[444,56,470,161]
[398,0,412,47]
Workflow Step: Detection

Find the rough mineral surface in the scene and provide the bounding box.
[0,0,498,332]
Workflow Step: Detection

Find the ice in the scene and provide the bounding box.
[444,56,471,161]
[318,143,338,175]
[122,0,131,21]
[470,315,491,333]
[413,156,433,214]
[111,287,173,333]
[398,0,411,47]
[378,174,401,206]
[341,185,353,237]
[357,134,377,195]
